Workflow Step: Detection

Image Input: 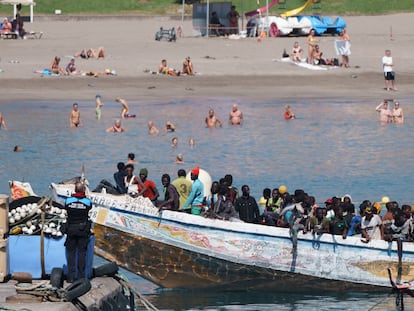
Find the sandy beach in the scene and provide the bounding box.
[0,13,413,103]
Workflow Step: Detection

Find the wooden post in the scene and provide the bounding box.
[0,194,9,282]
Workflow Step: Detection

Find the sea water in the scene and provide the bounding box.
[1,98,413,310]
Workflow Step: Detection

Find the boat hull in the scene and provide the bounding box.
[50,184,414,291]
[93,223,388,292]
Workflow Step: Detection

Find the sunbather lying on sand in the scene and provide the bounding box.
[74,47,105,59]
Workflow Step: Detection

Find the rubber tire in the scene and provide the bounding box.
[93,262,119,278]
[50,267,64,288]
[65,278,92,302]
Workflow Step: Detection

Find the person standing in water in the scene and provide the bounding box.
[205,109,223,128]
[392,101,404,124]
[95,94,103,119]
[229,103,243,125]
[148,121,160,135]
[0,112,7,130]
[116,97,130,119]
[127,153,138,165]
[69,103,82,127]
[376,100,392,124]
[106,119,127,133]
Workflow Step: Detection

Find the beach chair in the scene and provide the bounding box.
[26,31,43,39]
[2,32,17,39]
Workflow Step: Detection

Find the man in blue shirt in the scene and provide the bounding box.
[64,182,92,282]
[183,166,204,215]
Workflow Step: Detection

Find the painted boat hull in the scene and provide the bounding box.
[94,223,387,292]
[51,184,414,292]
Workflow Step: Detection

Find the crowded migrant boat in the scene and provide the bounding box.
[91,161,413,246]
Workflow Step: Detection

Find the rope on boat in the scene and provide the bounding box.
[117,276,159,311]
[15,280,50,291]
[14,281,66,301]
[311,232,322,250]
[157,209,163,227]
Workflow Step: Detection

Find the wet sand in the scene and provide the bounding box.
[0,14,413,103]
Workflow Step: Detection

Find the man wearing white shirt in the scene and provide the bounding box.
[382,49,397,91]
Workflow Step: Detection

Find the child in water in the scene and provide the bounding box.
[284,105,296,120]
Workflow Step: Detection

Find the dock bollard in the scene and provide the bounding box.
[0,194,9,282]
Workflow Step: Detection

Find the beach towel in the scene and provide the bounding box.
[335,40,351,56]
[34,69,59,76]
[274,58,333,71]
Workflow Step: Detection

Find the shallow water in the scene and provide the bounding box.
[1,98,413,204]
[2,98,414,310]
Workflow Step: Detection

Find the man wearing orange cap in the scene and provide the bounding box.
[183,166,204,215]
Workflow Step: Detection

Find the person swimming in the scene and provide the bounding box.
[148,121,160,135]
[176,154,184,164]
[165,121,176,132]
[171,137,178,147]
[284,105,296,120]
[106,119,127,133]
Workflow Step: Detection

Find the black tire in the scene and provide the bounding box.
[65,278,92,302]
[50,267,64,288]
[93,262,119,278]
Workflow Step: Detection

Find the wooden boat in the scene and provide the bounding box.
[49,181,414,292]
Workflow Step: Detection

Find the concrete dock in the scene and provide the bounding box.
[0,277,125,310]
